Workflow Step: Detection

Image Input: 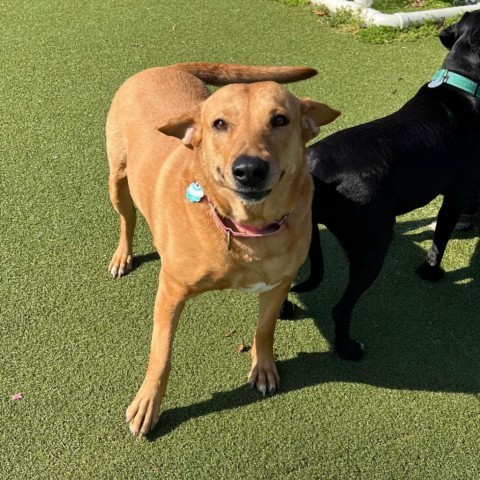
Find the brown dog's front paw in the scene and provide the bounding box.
[248,361,280,396]
[108,248,133,278]
[126,384,163,438]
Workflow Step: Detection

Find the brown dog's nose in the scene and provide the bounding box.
[232,156,269,188]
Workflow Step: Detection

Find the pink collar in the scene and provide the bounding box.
[208,200,289,250]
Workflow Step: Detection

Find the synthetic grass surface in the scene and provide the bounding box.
[1,1,479,479]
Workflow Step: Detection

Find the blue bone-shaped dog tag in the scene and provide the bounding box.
[428,77,444,89]
[186,182,205,203]
[428,71,447,89]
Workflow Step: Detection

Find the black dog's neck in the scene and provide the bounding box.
[441,46,480,86]
[441,64,480,86]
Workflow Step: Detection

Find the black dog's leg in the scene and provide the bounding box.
[279,297,295,319]
[333,228,392,361]
[416,195,462,281]
[279,222,324,319]
[291,222,324,293]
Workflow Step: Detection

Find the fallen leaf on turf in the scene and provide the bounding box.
[236,343,251,354]
[11,393,24,401]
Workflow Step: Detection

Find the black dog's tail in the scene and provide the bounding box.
[291,220,324,292]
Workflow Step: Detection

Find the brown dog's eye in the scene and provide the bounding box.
[271,114,289,128]
[213,119,228,131]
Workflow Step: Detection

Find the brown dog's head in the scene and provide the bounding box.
[159,81,339,224]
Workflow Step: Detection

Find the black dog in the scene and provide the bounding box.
[282,12,480,361]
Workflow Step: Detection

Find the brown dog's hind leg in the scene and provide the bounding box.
[106,108,136,278]
[108,171,136,278]
[248,283,290,395]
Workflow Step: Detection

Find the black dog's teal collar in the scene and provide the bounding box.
[429,69,480,98]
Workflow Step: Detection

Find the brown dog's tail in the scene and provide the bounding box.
[172,62,317,85]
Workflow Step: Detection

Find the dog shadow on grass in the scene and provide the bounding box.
[148,217,479,440]
[131,251,160,272]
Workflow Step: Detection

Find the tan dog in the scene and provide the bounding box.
[105,62,340,437]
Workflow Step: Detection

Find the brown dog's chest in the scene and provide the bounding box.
[156,205,309,295]
[226,243,296,292]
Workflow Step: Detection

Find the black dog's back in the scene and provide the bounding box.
[310,85,480,220]
[286,11,480,361]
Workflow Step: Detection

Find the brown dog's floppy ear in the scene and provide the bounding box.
[158,113,202,149]
[300,98,341,141]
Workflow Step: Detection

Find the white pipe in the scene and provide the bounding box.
[312,0,480,29]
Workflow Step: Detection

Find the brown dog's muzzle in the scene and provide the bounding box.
[231,155,271,202]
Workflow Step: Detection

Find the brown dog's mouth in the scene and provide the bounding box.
[211,206,289,237]
[234,189,272,203]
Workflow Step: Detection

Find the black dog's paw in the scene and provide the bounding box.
[335,338,365,361]
[279,299,295,319]
[416,262,445,282]
[291,277,321,293]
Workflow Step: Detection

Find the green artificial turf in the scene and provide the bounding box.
[1,1,479,479]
